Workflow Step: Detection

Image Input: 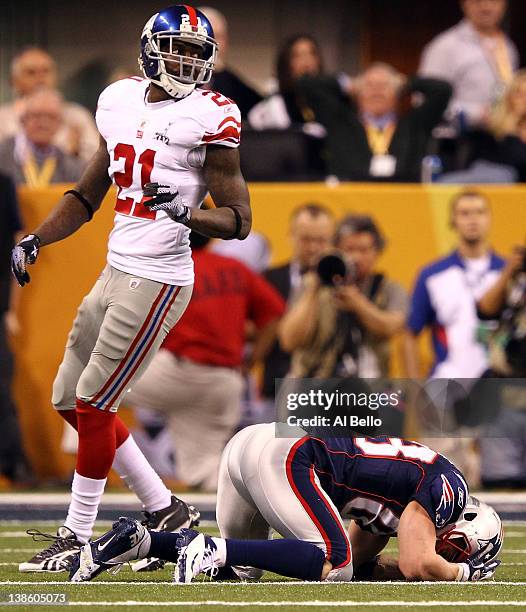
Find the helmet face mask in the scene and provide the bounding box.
[139,6,217,99]
[436,496,503,564]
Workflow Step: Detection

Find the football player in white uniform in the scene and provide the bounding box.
[11,4,251,573]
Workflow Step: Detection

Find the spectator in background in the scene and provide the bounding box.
[404,191,504,380]
[279,214,407,378]
[403,191,505,485]
[261,204,335,400]
[125,232,285,492]
[0,89,83,186]
[198,6,262,119]
[0,172,32,483]
[0,47,98,162]
[297,63,451,181]
[476,246,526,488]
[248,34,326,132]
[419,0,518,127]
[478,70,526,181]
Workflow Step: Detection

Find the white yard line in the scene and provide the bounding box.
[64,601,526,608]
[0,562,515,568]
[0,581,525,587]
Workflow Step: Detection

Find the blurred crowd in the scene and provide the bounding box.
[0,1,525,187]
[1,0,525,492]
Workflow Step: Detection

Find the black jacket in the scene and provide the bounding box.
[297,75,452,181]
[210,68,263,120]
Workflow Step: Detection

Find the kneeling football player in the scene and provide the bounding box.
[69,424,503,583]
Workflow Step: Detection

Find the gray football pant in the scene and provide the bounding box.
[216,423,353,581]
[52,265,192,413]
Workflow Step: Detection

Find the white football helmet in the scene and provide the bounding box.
[436,496,503,563]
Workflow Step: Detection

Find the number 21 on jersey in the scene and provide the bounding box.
[113,143,157,220]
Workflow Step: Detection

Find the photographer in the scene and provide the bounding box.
[279,215,407,378]
[476,245,526,488]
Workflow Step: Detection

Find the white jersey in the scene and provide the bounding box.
[95,77,241,285]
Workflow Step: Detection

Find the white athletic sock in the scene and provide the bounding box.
[65,471,107,543]
[112,435,172,513]
[211,537,227,567]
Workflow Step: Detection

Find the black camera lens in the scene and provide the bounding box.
[317,254,347,286]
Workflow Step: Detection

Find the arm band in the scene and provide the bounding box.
[225,206,243,240]
[64,189,94,222]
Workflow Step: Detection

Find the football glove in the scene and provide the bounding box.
[11,234,41,287]
[143,183,191,225]
[457,557,501,581]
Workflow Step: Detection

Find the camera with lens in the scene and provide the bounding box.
[316,253,356,286]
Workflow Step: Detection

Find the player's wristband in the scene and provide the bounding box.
[64,189,94,221]
[225,206,242,240]
[456,563,468,582]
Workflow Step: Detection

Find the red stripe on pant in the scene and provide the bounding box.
[91,284,168,404]
[308,467,351,569]
[286,437,352,569]
[286,437,333,561]
[102,286,181,411]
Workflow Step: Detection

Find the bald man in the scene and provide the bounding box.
[0,47,98,161]
[0,88,83,185]
[297,63,452,181]
[198,6,262,118]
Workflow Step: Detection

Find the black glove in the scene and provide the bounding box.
[11,234,41,287]
[143,183,191,224]
[457,557,501,581]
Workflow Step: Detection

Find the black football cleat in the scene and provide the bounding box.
[19,527,81,573]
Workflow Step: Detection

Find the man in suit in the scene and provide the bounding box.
[261,204,334,400]
[297,63,452,181]
[0,88,83,186]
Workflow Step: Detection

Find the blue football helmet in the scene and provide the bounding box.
[139,5,217,99]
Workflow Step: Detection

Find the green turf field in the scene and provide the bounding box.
[0,521,524,611]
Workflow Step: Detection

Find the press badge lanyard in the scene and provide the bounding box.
[23,153,57,188]
[365,122,396,155]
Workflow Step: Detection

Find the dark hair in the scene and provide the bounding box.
[335,214,386,251]
[290,202,333,224]
[277,33,323,95]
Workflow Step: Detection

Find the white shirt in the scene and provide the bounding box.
[96,78,241,286]
[419,20,518,124]
[408,250,505,379]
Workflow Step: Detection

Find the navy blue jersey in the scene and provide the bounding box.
[299,435,468,535]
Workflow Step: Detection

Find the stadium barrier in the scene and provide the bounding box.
[13,183,526,478]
